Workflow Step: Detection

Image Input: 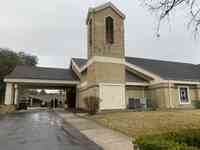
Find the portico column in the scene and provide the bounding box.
[4,83,13,105]
[14,84,19,105]
[75,86,78,109]
[30,98,33,107]
[196,85,200,100]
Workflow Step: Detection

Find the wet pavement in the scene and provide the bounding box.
[0,110,102,150]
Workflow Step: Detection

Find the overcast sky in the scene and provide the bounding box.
[0,0,200,68]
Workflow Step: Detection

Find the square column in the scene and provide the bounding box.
[30,98,33,107]
[196,85,200,100]
[4,83,14,105]
[14,84,19,105]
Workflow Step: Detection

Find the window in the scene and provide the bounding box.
[89,19,92,45]
[106,16,114,44]
[179,87,190,104]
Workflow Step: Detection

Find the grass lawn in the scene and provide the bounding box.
[90,109,200,138]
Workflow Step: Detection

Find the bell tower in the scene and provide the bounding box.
[84,2,126,110]
[86,2,125,59]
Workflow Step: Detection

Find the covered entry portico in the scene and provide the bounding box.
[4,66,80,108]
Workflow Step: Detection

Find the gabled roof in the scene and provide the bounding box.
[126,70,148,83]
[5,65,79,81]
[72,58,88,68]
[72,57,200,82]
[126,57,200,81]
[86,2,126,24]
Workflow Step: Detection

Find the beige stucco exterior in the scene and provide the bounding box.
[75,3,200,111]
[126,86,146,107]
[77,86,99,109]
[87,7,125,59]
[125,83,200,109]
[76,4,127,110]
[170,84,198,108]
[91,62,125,83]
[5,3,200,111]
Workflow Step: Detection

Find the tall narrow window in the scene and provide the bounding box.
[179,87,189,104]
[89,19,92,45]
[106,17,114,44]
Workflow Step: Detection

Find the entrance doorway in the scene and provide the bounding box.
[66,87,76,109]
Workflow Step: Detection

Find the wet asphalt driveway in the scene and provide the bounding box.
[0,110,102,150]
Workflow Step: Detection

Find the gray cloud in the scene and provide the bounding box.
[0,0,200,68]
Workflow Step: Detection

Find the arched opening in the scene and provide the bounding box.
[106,16,114,44]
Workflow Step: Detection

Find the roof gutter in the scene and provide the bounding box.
[4,78,80,85]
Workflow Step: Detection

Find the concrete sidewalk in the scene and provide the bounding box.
[56,111,133,150]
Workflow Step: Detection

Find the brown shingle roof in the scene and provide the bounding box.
[5,65,79,81]
[73,57,200,81]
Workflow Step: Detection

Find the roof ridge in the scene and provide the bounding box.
[72,57,87,60]
[16,65,69,70]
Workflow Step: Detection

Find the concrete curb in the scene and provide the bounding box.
[55,111,103,150]
[56,110,133,150]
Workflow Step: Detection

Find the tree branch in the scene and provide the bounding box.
[142,0,200,37]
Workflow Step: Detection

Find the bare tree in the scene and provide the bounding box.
[142,0,200,37]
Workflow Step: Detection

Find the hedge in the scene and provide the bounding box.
[192,100,200,109]
[135,129,200,150]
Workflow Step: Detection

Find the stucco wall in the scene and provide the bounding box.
[126,83,199,109]
[147,84,199,109]
[147,86,170,108]
[77,86,99,109]
[84,62,125,86]
[126,86,146,107]
[126,84,170,109]
[87,7,125,59]
[81,70,87,83]
[94,62,125,83]
[170,85,198,108]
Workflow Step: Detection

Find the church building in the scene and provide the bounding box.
[4,2,200,110]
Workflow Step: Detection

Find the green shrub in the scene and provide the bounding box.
[192,101,200,109]
[84,96,100,115]
[165,130,200,148]
[135,129,200,150]
[136,138,198,150]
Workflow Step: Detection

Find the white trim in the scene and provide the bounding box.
[178,86,191,105]
[78,81,88,88]
[86,2,126,24]
[126,82,149,86]
[125,62,163,81]
[168,80,200,85]
[151,80,200,85]
[94,2,126,19]
[71,63,81,79]
[99,82,125,86]
[127,80,200,87]
[71,59,81,73]
[80,56,125,72]
[72,57,200,86]
[4,78,80,85]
